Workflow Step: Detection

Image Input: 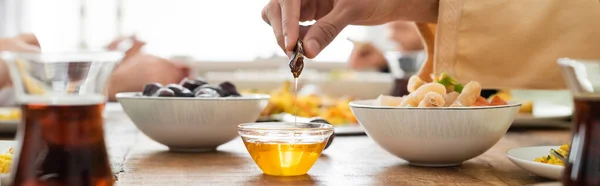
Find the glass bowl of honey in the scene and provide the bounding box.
[238,122,334,176]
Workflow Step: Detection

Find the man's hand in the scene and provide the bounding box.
[262,0,438,58]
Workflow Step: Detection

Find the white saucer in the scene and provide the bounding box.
[506,146,564,180]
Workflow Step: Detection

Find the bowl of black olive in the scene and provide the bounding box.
[116,77,270,152]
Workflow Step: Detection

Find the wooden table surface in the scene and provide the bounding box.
[2,110,572,186]
[103,111,572,186]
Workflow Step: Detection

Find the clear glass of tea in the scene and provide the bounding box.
[1,51,123,186]
[238,122,333,176]
[557,58,600,186]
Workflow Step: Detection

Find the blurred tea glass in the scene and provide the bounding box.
[557,58,600,186]
[1,51,122,186]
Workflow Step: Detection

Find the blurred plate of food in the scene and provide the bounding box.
[246,81,364,135]
[305,70,393,99]
[490,90,572,127]
[0,140,15,185]
[506,145,566,180]
[0,108,20,132]
[207,70,392,100]
[205,70,302,92]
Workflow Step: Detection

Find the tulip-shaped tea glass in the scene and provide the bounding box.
[1,51,122,186]
[238,122,333,176]
[557,58,600,186]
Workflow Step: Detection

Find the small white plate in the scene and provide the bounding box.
[506,146,564,180]
[0,140,16,185]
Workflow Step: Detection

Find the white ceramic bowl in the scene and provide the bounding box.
[350,100,521,167]
[506,146,563,180]
[116,92,270,152]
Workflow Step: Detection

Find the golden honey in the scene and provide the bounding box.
[243,140,327,176]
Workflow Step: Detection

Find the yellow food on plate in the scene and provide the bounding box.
[0,108,21,121]
[242,81,357,125]
[519,101,533,113]
[0,147,14,173]
[534,144,569,166]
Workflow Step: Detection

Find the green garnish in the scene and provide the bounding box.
[547,155,551,160]
[454,84,464,93]
[434,73,465,93]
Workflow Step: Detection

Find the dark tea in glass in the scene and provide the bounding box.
[562,98,600,186]
[558,58,600,186]
[1,52,122,186]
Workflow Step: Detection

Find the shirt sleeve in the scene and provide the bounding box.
[418,0,600,90]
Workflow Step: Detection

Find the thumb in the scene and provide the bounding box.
[302,10,350,58]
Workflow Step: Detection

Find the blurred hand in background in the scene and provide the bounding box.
[388,21,424,53]
[106,36,190,101]
[347,21,424,72]
[0,33,42,89]
[347,39,387,71]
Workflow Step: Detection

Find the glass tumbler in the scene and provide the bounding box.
[557,58,600,186]
[1,51,123,186]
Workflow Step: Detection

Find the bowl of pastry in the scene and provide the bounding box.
[350,74,521,166]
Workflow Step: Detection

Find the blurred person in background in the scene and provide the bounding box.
[347,21,425,73]
[0,34,190,106]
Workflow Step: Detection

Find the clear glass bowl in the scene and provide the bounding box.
[238,122,333,176]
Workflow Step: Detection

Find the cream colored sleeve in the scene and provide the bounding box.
[417,0,600,90]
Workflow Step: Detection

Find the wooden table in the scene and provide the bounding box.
[2,111,572,186]
[101,111,573,186]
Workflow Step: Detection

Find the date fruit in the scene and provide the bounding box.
[194,84,225,97]
[166,84,194,97]
[219,81,241,97]
[180,77,207,91]
[155,88,175,97]
[142,83,163,96]
[194,88,221,97]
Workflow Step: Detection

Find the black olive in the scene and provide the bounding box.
[194,88,220,97]
[310,118,335,150]
[194,84,226,97]
[219,81,241,97]
[155,88,175,97]
[179,77,207,91]
[166,84,194,97]
[142,83,163,96]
